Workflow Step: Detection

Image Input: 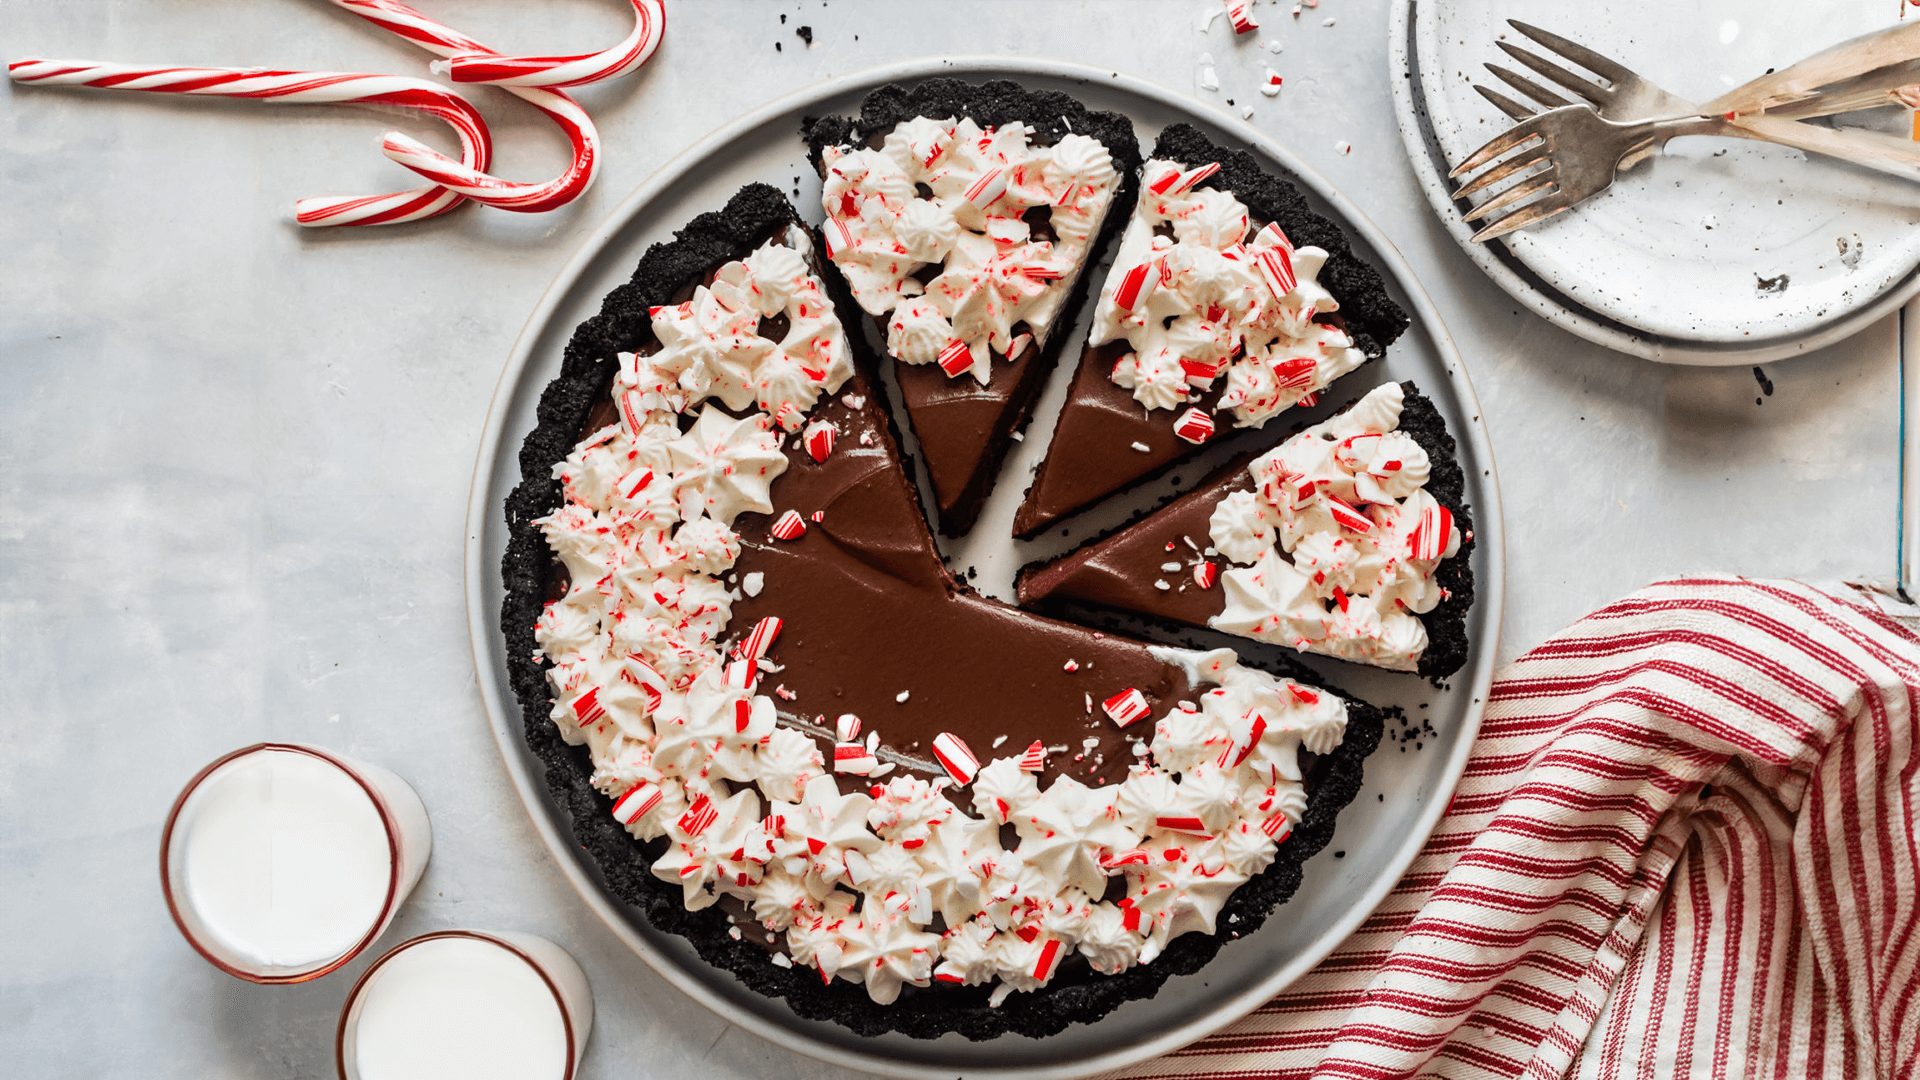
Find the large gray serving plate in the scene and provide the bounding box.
[464,57,1504,1079]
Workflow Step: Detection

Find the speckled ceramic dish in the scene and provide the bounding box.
[1392,0,1920,365]
[466,57,1503,1079]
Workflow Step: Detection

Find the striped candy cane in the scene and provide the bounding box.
[326,0,607,214]
[441,1,665,88]
[5,60,492,227]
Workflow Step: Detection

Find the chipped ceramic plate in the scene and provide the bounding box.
[1391,0,1920,365]
[466,57,1503,1080]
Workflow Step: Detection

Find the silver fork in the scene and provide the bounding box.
[1454,20,1920,242]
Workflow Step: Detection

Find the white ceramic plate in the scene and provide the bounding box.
[1391,0,1920,365]
[464,57,1504,1080]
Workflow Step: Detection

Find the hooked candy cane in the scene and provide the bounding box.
[4,60,491,227]
[325,0,600,214]
[440,0,665,88]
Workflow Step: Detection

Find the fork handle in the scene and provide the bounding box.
[1655,114,1920,181]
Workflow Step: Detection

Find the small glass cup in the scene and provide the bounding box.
[159,742,433,983]
[336,930,594,1080]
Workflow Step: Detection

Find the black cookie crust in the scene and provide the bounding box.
[500,183,1389,1041]
[1152,122,1410,362]
[801,76,1145,182]
[1396,385,1475,681]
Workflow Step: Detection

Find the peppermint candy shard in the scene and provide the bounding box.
[1226,0,1259,33]
[835,712,862,743]
[1173,408,1215,445]
[1018,740,1047,772]
[725,658,756,690]
[1262,813,1292,841]
[611,781,663,826]
[569,686,606,727]
[1112,261,1155,311]
[1032,938,1063,982]
[1193,561,1219,590]
[617,466,655,501]
[833,742,877,774]
[617,389,648,435]
[1007,332,1035,358]
[936,339,973,377]
[964,166,1009,208]
[1179,357,1224,387]
[825,217,854,259]
[1287,682,1321,706]
[1147,163,1185,195]
[1216,710,1268,769]
[1410,503,1453,561]
[931,732,981,786]
[1154,814,1209,834]
[803,421,837,463]
[1102,687,1151,728]
[1325,496,1374,534]
[621,658,666,713]
[770,510,807,540]
[1170,162,1221,194]
[1255,221,1294,253]
[1273,355,1318,389]
[1100,848,1151,871]
[1256,245,1298,299]
[678,795,718,836]
[742,616,783,663]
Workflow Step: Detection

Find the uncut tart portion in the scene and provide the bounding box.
[1012,122,1412,539]
[1020,382,1475,680]
[500,183,1389,1040]
[802,78,1143,536]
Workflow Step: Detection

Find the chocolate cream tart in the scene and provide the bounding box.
[500,182,1389,1040]
[1012,123,1412,540]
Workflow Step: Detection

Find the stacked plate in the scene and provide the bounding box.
[1391,0,1920,365]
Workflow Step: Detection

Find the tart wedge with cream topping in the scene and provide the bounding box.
[803,79,1143,535]
[1012,123,1411,539]
[1019,381,1475,679]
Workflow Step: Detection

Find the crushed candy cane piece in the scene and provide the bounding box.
[611,781,663,825]
[931,732,980,786]
[1102,688,1151,728]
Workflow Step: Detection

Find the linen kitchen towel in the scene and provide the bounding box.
[1120,576,1920,1080]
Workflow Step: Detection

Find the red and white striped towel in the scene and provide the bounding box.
[1120,576,1920,1080]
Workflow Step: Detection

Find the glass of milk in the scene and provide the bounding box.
[336,930,594,1080]
[160,743,432,983]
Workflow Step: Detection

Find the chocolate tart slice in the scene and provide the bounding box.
[502,184,1389,1040]
[1011,123,1411,540]
[1019,382,1475,680]
[802,79,1143,535]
